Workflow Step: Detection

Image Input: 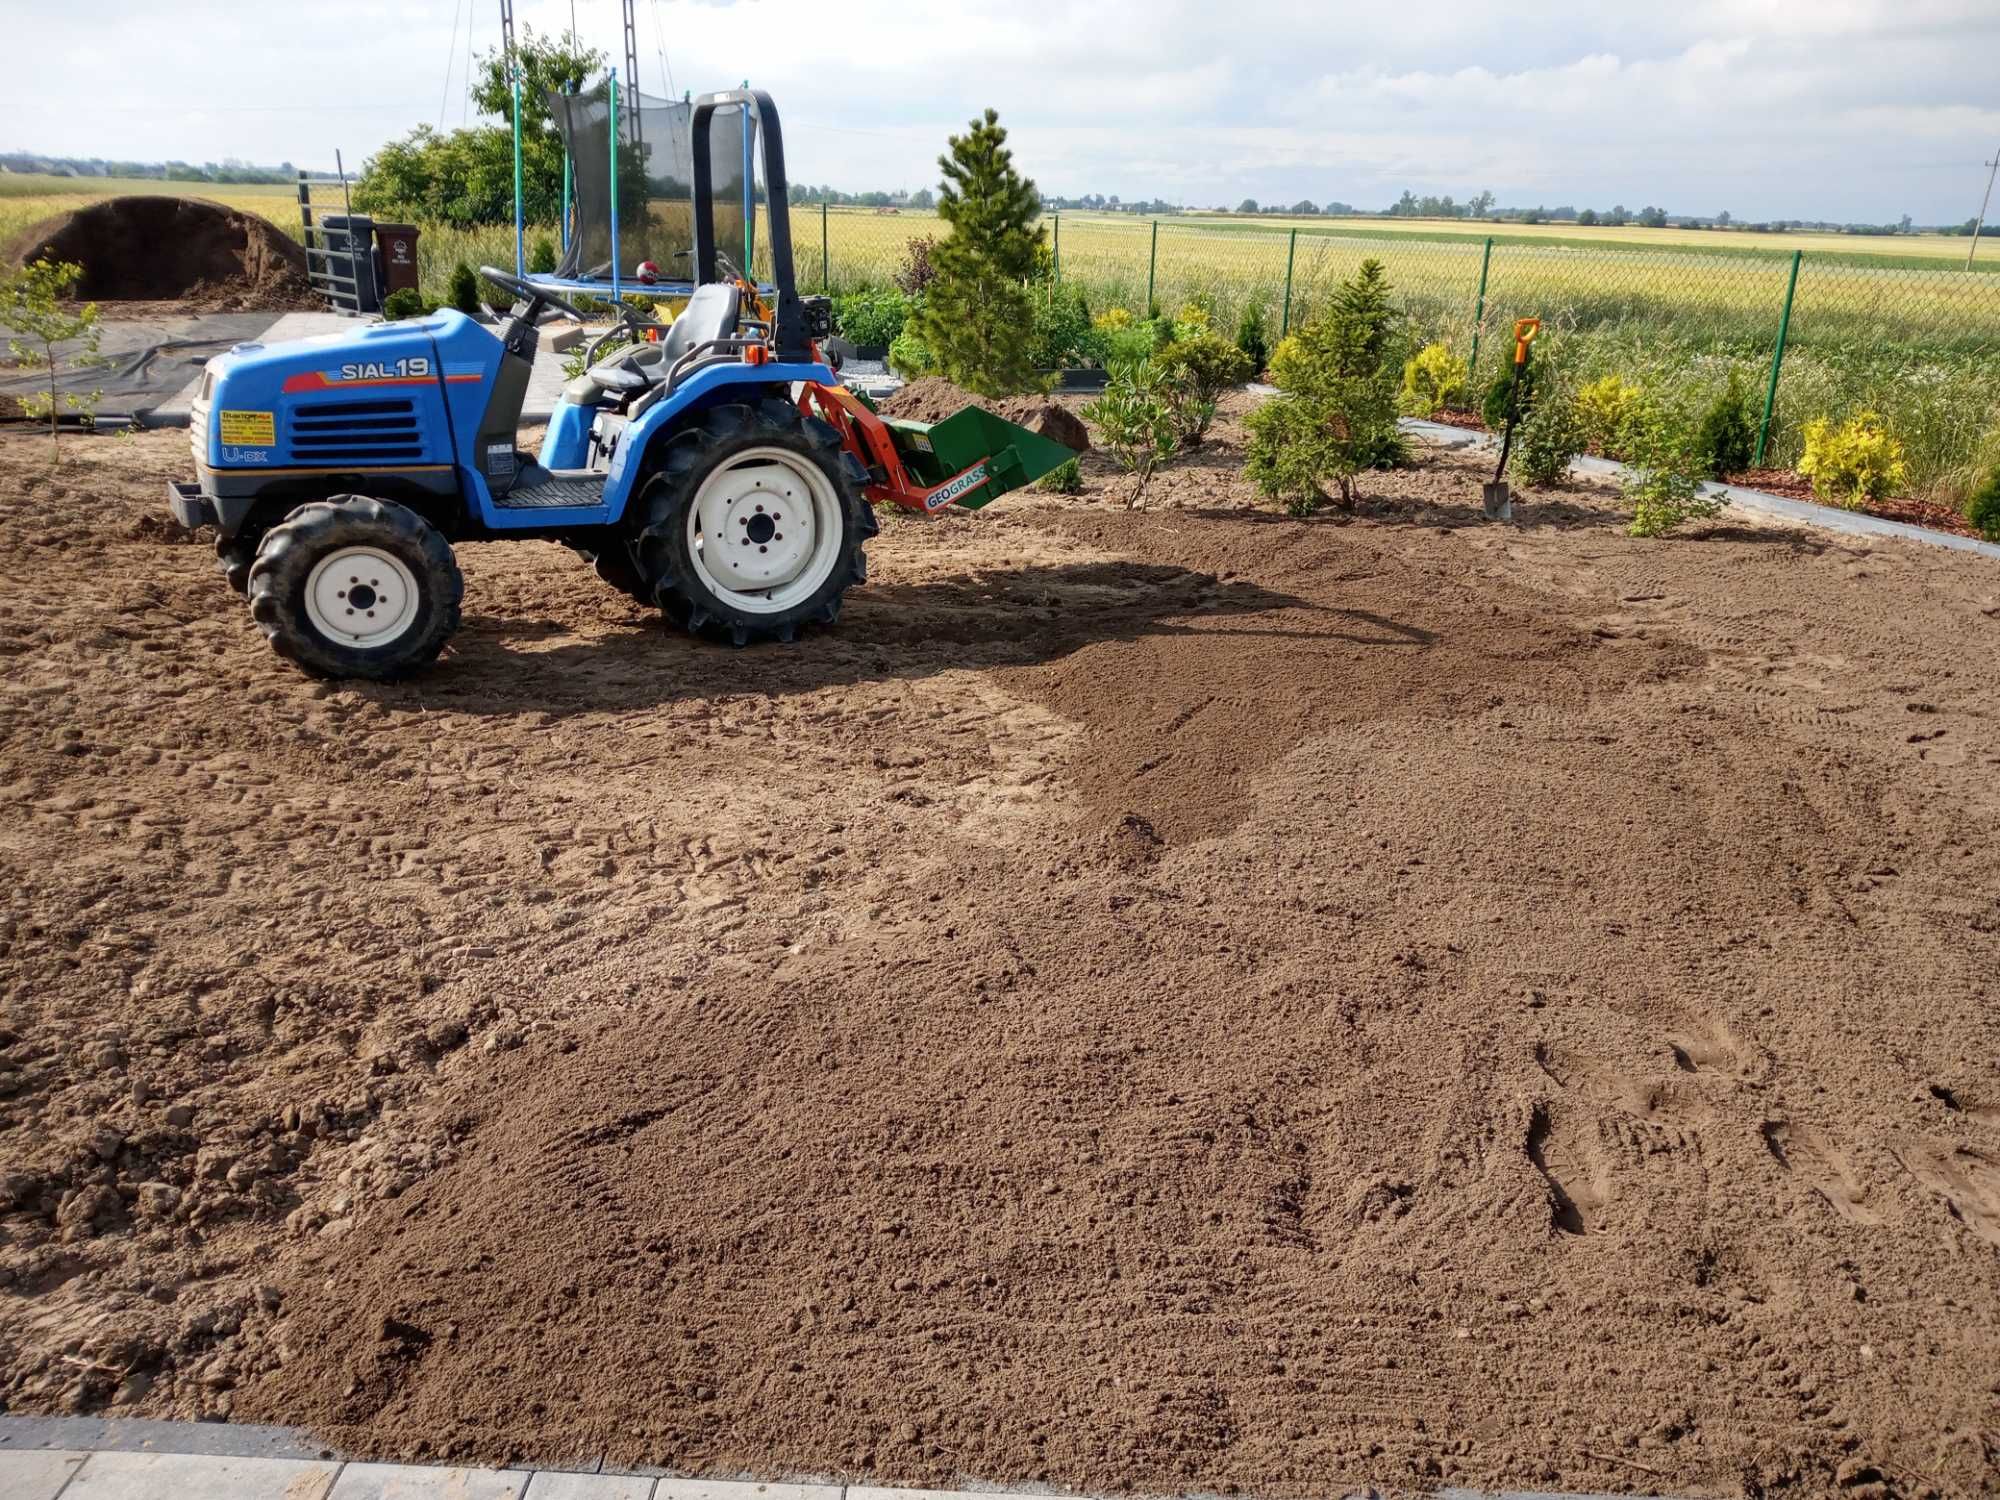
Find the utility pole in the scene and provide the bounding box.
[1971,145,1999,270]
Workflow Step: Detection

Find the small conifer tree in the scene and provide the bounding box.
[1244,258,1407,511]
[913,109,1044,397]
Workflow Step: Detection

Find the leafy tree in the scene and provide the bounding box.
[1577,208,1599,226]
[1158,332,1254,447]
[1716,209,1732,226]
[1291,199,1318,215]
[1082,358,1180,507]
[1637,205,1669,228]
[0,258,103,459]
[1606,204,1629,226]
[1244,258,1407,512]
[354,28,599,226]
[1469,190,1496,218]
[911,108,1044,397]
[1624,400,1726,536]
[1237,198,1260,214]
[908,187,934,210]
[894,235,939,297]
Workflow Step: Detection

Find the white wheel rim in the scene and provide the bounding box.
[303,546,422,649]
[686,445,842,615]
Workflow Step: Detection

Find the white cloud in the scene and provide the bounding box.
[0,0,1994,220]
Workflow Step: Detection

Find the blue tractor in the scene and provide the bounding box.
[168,91,897,679]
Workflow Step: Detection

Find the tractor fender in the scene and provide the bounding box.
[601,359,837,523]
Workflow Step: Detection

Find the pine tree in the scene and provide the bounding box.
[913,109,1044,397]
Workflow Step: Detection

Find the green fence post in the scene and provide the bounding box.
[511,74,525,278]
[1280,228,1298,335]
[1755,250,1803,467]
[821,201,829,294]
[1053,213,1060,282]
[1145,220,1159,315]
[1468,236,1494,375]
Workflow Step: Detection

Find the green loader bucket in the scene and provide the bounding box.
[882,406,1080,510]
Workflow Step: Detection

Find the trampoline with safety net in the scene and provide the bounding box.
[513,72,759,303]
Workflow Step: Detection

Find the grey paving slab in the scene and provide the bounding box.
[0,1415,333,1460]
[523,1473,655,1499]
[63,1450,339,1499]
[659,1482,841,1500]
[328,1462,531,1499]
[0,1448,88,1500]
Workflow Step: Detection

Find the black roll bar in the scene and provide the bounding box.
[690,89,808,362]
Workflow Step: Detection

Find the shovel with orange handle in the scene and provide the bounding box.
[1483,317,1542,519]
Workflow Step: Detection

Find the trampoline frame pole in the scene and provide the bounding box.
[742,96,753,277]
[511,74,525,278]
[610,68,622,304]
[561,147,571,257]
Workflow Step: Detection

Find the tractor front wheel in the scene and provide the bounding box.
[247,497,462,679]
[633,399,875,645]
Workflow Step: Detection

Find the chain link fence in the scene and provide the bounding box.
[791,204,2000,499]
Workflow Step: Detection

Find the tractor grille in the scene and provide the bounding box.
[287,398,425,465]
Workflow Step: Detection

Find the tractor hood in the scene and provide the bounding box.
[193,310,494,472]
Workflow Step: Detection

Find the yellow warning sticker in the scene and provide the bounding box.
[218,410,276,447]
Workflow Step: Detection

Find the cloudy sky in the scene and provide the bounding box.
[4,0,1996,222]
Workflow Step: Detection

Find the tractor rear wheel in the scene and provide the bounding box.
[632,399,875,645]
[247,497,462,680]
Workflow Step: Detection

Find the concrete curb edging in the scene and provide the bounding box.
[0,1415,1671,1500]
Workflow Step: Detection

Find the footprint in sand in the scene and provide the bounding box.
[1526,1104,1611,1236]
[1896,1146,2000,1248]
[1761,1121,1882,1227]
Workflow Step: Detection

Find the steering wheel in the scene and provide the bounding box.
[477,266,586,322]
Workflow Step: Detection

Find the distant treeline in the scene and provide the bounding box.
[0,152,304,184]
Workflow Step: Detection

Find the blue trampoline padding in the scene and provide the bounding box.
[526,274,778,301]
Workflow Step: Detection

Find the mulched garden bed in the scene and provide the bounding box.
[1415,414,1990,544]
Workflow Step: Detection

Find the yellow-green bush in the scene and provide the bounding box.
[1797,412,1909,508]
[1399,342,1468,417]
[1575,374,1645,459]
[1093,307,1134,332]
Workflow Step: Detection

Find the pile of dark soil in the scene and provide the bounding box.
[3,196,316,311]
[882,377,1091,453]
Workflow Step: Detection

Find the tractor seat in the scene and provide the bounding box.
[659,282,741,362]
[563,284,742,407]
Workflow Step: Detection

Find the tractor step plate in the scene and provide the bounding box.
[496,474,606,509]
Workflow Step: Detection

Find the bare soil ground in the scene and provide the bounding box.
[2,399,1998,1498]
